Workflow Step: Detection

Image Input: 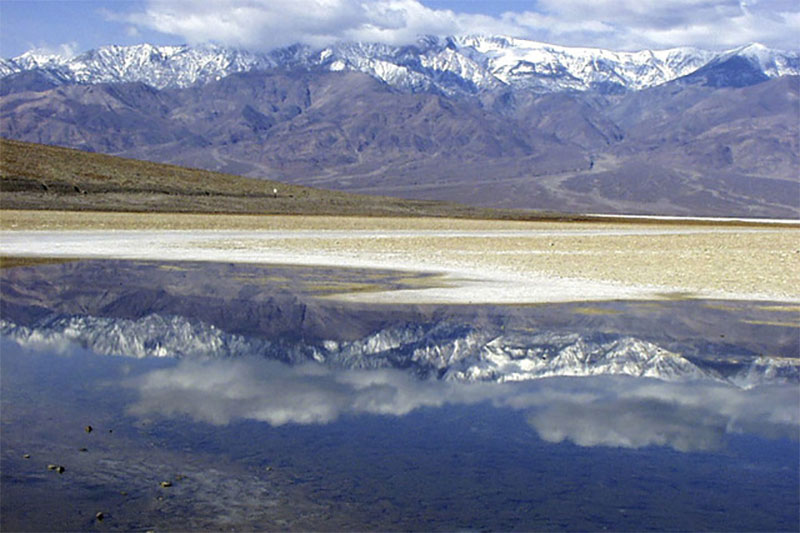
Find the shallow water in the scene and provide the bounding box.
[1,259,798,531]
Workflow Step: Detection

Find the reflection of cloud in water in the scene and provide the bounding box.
[513,378,800,451]
[128,359,498,426]
[527,397,728,451]
[128,358,800,452]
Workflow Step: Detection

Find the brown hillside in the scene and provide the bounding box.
[0,138,560,219]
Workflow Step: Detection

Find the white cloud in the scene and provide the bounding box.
[503,0,800,50]
[123,0,800,51]
[22,41,80,60]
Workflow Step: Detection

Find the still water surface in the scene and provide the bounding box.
[1,259,798,531]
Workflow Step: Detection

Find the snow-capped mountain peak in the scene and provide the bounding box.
[727,42,799,77]
[1,36,797,94]
[13,50,63,69]
[449,34,720,91]
[1,42,275,89]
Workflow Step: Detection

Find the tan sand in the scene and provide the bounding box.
[1,209,798,304]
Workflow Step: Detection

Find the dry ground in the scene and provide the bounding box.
[2,209,798,304]
[0,138,565,220]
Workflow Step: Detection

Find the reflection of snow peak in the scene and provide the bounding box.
[321,326,717,382]
[451,335,712,382]
[731,356,800,388]
[0,315,269,359]
[1,315,796,386]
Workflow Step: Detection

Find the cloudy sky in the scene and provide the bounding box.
[1,0,798,58]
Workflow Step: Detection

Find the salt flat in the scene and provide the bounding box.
[1,210,798,304]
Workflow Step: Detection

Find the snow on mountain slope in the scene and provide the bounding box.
[2,314,795,387]
[1,43,275,89]
[450,35,716,91]
[2,36,796,94]
[722,43,800,78]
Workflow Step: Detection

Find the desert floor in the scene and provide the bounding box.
[1,209,798,304]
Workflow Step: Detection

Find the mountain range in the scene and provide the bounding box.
[1,36,798,217]
[2,36,797,94]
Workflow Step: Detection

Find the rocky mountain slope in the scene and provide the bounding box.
[1,36,798,217]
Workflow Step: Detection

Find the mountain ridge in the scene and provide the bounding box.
[1,36,798,218]
[2,36,797,95]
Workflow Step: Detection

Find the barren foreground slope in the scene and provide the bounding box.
[2,210,798,304]
[0,138,559,220]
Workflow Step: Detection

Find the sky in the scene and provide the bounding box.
[1,0,798,59]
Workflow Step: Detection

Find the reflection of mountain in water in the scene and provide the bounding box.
[2,313,797,388]
[1,259,797,388]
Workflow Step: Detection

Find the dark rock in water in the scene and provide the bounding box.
[84,425,93,433]
[79,448,88,452]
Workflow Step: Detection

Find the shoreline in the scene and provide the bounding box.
[2,208,798,231]
[1,210,798,305]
